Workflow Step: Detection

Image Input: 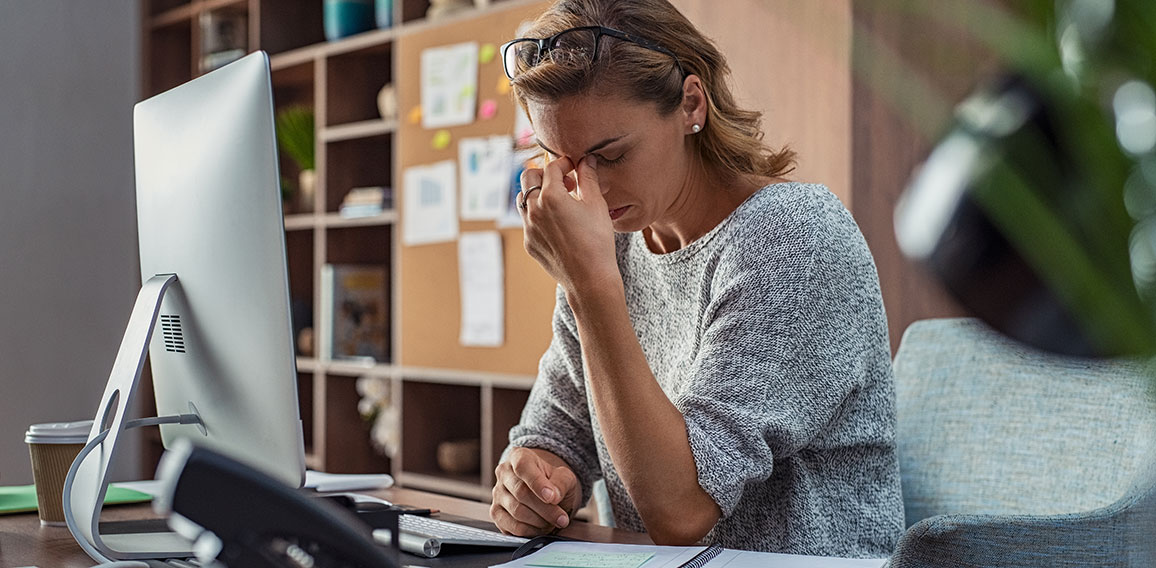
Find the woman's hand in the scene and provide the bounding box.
[519,155,620,297]
[491,447,582,536]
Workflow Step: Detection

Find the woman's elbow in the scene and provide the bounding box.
[646,507,719,545]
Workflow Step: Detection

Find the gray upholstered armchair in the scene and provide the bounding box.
[888,318,1156,567]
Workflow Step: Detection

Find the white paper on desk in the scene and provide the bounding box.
[403,160,459,246]
[460,135,514,220]
[304,470,394,492]
[458,231,504,347]
[421,42,479,129]
[489,541,887,568]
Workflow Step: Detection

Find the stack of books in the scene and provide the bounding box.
[339,186,392,218]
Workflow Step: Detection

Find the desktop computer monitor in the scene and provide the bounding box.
[65,51,305,561]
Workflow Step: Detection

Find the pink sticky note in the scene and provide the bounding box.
[479,99,499,120]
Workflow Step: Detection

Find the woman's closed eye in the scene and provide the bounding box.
[594,152,626,167]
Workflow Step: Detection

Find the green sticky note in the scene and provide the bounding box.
[527,550,655,568]
[479,43,498,64]
[0,484,152,515]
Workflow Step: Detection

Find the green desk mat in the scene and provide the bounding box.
[0,484,152,515]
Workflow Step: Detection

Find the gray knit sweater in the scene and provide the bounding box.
[508,182,904,557]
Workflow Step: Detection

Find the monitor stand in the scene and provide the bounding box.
[63,273,204,562]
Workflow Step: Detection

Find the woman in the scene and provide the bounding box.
[491,0,904,557]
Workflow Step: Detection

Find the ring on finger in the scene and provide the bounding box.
[519,185,543,211]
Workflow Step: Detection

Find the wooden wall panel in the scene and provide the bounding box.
[851,1,998,349]
[670,0,852,206]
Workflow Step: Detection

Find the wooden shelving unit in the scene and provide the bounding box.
[140,0,544,501]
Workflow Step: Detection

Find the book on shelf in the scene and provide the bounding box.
[339,186,393,218]
[319,264,390,363]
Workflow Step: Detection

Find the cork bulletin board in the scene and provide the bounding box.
[397,0,555,375]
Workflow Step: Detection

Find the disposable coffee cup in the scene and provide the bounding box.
[25,420,91,526]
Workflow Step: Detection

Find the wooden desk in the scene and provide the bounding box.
[0,487,651,567]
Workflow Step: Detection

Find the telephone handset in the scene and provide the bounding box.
[154,440,399,568]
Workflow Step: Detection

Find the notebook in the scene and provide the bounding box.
[489,541,888,568]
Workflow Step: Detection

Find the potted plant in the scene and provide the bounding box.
[276,105,316,213]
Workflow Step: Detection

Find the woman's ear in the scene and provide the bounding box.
[681,75,708,133]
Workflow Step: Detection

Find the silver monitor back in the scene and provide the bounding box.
[133,51,304,488]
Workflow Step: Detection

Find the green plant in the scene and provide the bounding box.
[856,0,1156,357]
[275,105,315,172]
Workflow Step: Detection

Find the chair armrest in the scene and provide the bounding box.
[888,486,1155,568]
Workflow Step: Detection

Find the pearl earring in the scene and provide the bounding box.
[692,124,701,133]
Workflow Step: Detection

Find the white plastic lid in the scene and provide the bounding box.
[25,420,92,444]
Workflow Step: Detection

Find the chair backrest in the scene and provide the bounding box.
[893,318,1156,527]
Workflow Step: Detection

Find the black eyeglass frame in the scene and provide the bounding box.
[500,25,686,80]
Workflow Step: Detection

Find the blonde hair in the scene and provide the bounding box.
[511,0,795,183]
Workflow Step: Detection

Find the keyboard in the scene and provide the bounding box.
[373,514,529,558]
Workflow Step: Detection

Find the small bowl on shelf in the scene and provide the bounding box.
[436,439,480,475]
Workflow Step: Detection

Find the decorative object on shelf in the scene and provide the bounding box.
[427,0,475,21]
[291,298,314,356]
[340,186,393,218]
[297,327,315,357]
[275,105,316,212]
[324,0,375,41]
[320,264,389,361]
[356,376,398,458]
[377,83,398,121]
[199,10,248,73]
[436,439,480,475]
[375,0,393,29]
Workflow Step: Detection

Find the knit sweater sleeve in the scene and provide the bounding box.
[507,285,600,505]
[674,194,884,518]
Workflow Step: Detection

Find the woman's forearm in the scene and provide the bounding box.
[566,283,721,543]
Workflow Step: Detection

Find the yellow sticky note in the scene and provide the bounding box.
[432,129,452,150]
[496,77,512,96]
[479,43,498,64]
[407,106,422,125]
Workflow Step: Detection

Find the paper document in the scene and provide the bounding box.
[403,160,459,246]
[421,42,479,128]
[459,231,505,347]
[490,542,888,568]
[304,471,394,492]
[460,135,514,220]
[528,549,654,568]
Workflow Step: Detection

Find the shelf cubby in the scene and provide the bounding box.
[325,42,394,127]
[401,381,483,487]
[321,375,392,473]
[285,228,315,356]
[298,371,315,452]
[324,135,393,212]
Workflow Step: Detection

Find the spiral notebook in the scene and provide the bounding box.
[490,541,887,568]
